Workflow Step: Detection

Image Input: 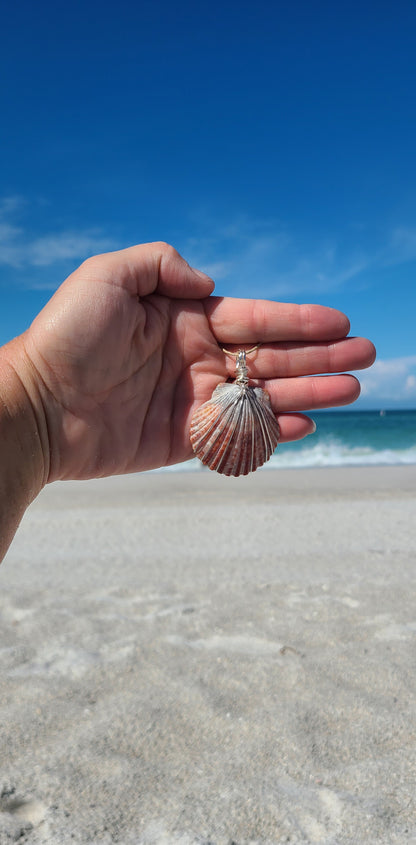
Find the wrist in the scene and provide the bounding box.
[0,335,49,560]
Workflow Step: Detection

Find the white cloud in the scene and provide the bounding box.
[196,260,234,280]
[2,198,416,297]
[405,374,416,394]
[0,223,24,266]
[181,213,416,300]
[0,195,116,270]
[0,229,116,269]
[0,195,27,218]
[359,356,416,403]
[183,220,372,298]
[27,232,116,267]
[388,227,416,263]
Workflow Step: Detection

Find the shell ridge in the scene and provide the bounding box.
[229,392,250,476]
[247,389,279,464]
[252,401,274,459]
[214,390,247,473]
[247,388,279,457]
[191,402,234,449]
[223,390,256,476]
[211,388,250,476]
[190,379,280,476]
[192,386,246,472]
[248,399,270,467]
[190,384,244,448]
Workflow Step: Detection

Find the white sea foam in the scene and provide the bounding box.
[265,441,416,469]
[152,410,416,472]
[153,442,416,473]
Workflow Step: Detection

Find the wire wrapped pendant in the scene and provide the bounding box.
[190,348,280,476]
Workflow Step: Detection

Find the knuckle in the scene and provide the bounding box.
[154,241,178,259]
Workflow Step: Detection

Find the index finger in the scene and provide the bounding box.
[204,297,351,343]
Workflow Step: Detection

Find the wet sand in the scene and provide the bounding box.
[1,466,415,843]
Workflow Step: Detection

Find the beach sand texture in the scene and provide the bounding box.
[1,466,416,844]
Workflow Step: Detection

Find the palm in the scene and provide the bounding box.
[26,293,217,481]
[23,243,375,481]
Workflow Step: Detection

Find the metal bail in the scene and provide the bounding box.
[235,350,249,385]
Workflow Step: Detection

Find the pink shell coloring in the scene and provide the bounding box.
[190,380,280,476]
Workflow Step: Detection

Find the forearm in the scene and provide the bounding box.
[0,338,48,563]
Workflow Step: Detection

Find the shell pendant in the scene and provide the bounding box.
[190,349,280,476]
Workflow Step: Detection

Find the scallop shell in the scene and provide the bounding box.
[190,381,280,476]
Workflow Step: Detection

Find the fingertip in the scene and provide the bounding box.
[158,244,215,298]
[190,266,215,294]
[367,340,377,366]
[277,412,318,443]
[349,338,377,369]
[298,303,351,340]
[322,304,350,337]
[339,311,351,336]
[349,374,362,402]
[328,307,350,338]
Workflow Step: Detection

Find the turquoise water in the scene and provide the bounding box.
[270,409,416,468]
[159,409,416,471]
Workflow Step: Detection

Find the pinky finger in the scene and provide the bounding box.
[277,413,317,443]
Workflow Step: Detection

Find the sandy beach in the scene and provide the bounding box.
[1,466,416,844]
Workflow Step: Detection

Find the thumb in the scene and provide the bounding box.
[78,242,215,299]
[156,241,215,298]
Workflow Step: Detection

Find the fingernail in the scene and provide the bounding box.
[310,420,317,434]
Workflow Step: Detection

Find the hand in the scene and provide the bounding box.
[10,242,375,481]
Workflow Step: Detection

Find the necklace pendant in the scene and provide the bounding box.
[190,350,280,476]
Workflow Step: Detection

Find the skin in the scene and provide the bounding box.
[0,242,376,562]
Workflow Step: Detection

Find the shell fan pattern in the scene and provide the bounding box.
[189,350,280,477]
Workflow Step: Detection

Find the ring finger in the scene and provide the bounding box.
[264,373,361,412]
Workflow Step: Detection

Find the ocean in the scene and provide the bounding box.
[161,409,416,472]
[270,409,416,469]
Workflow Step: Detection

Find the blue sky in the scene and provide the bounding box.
[1,0,416,408]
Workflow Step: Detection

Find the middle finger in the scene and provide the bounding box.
[223,337,375,379]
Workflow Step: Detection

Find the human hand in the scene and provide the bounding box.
[8,242,375,482]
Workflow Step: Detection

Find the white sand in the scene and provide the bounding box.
[1,466,416,844]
